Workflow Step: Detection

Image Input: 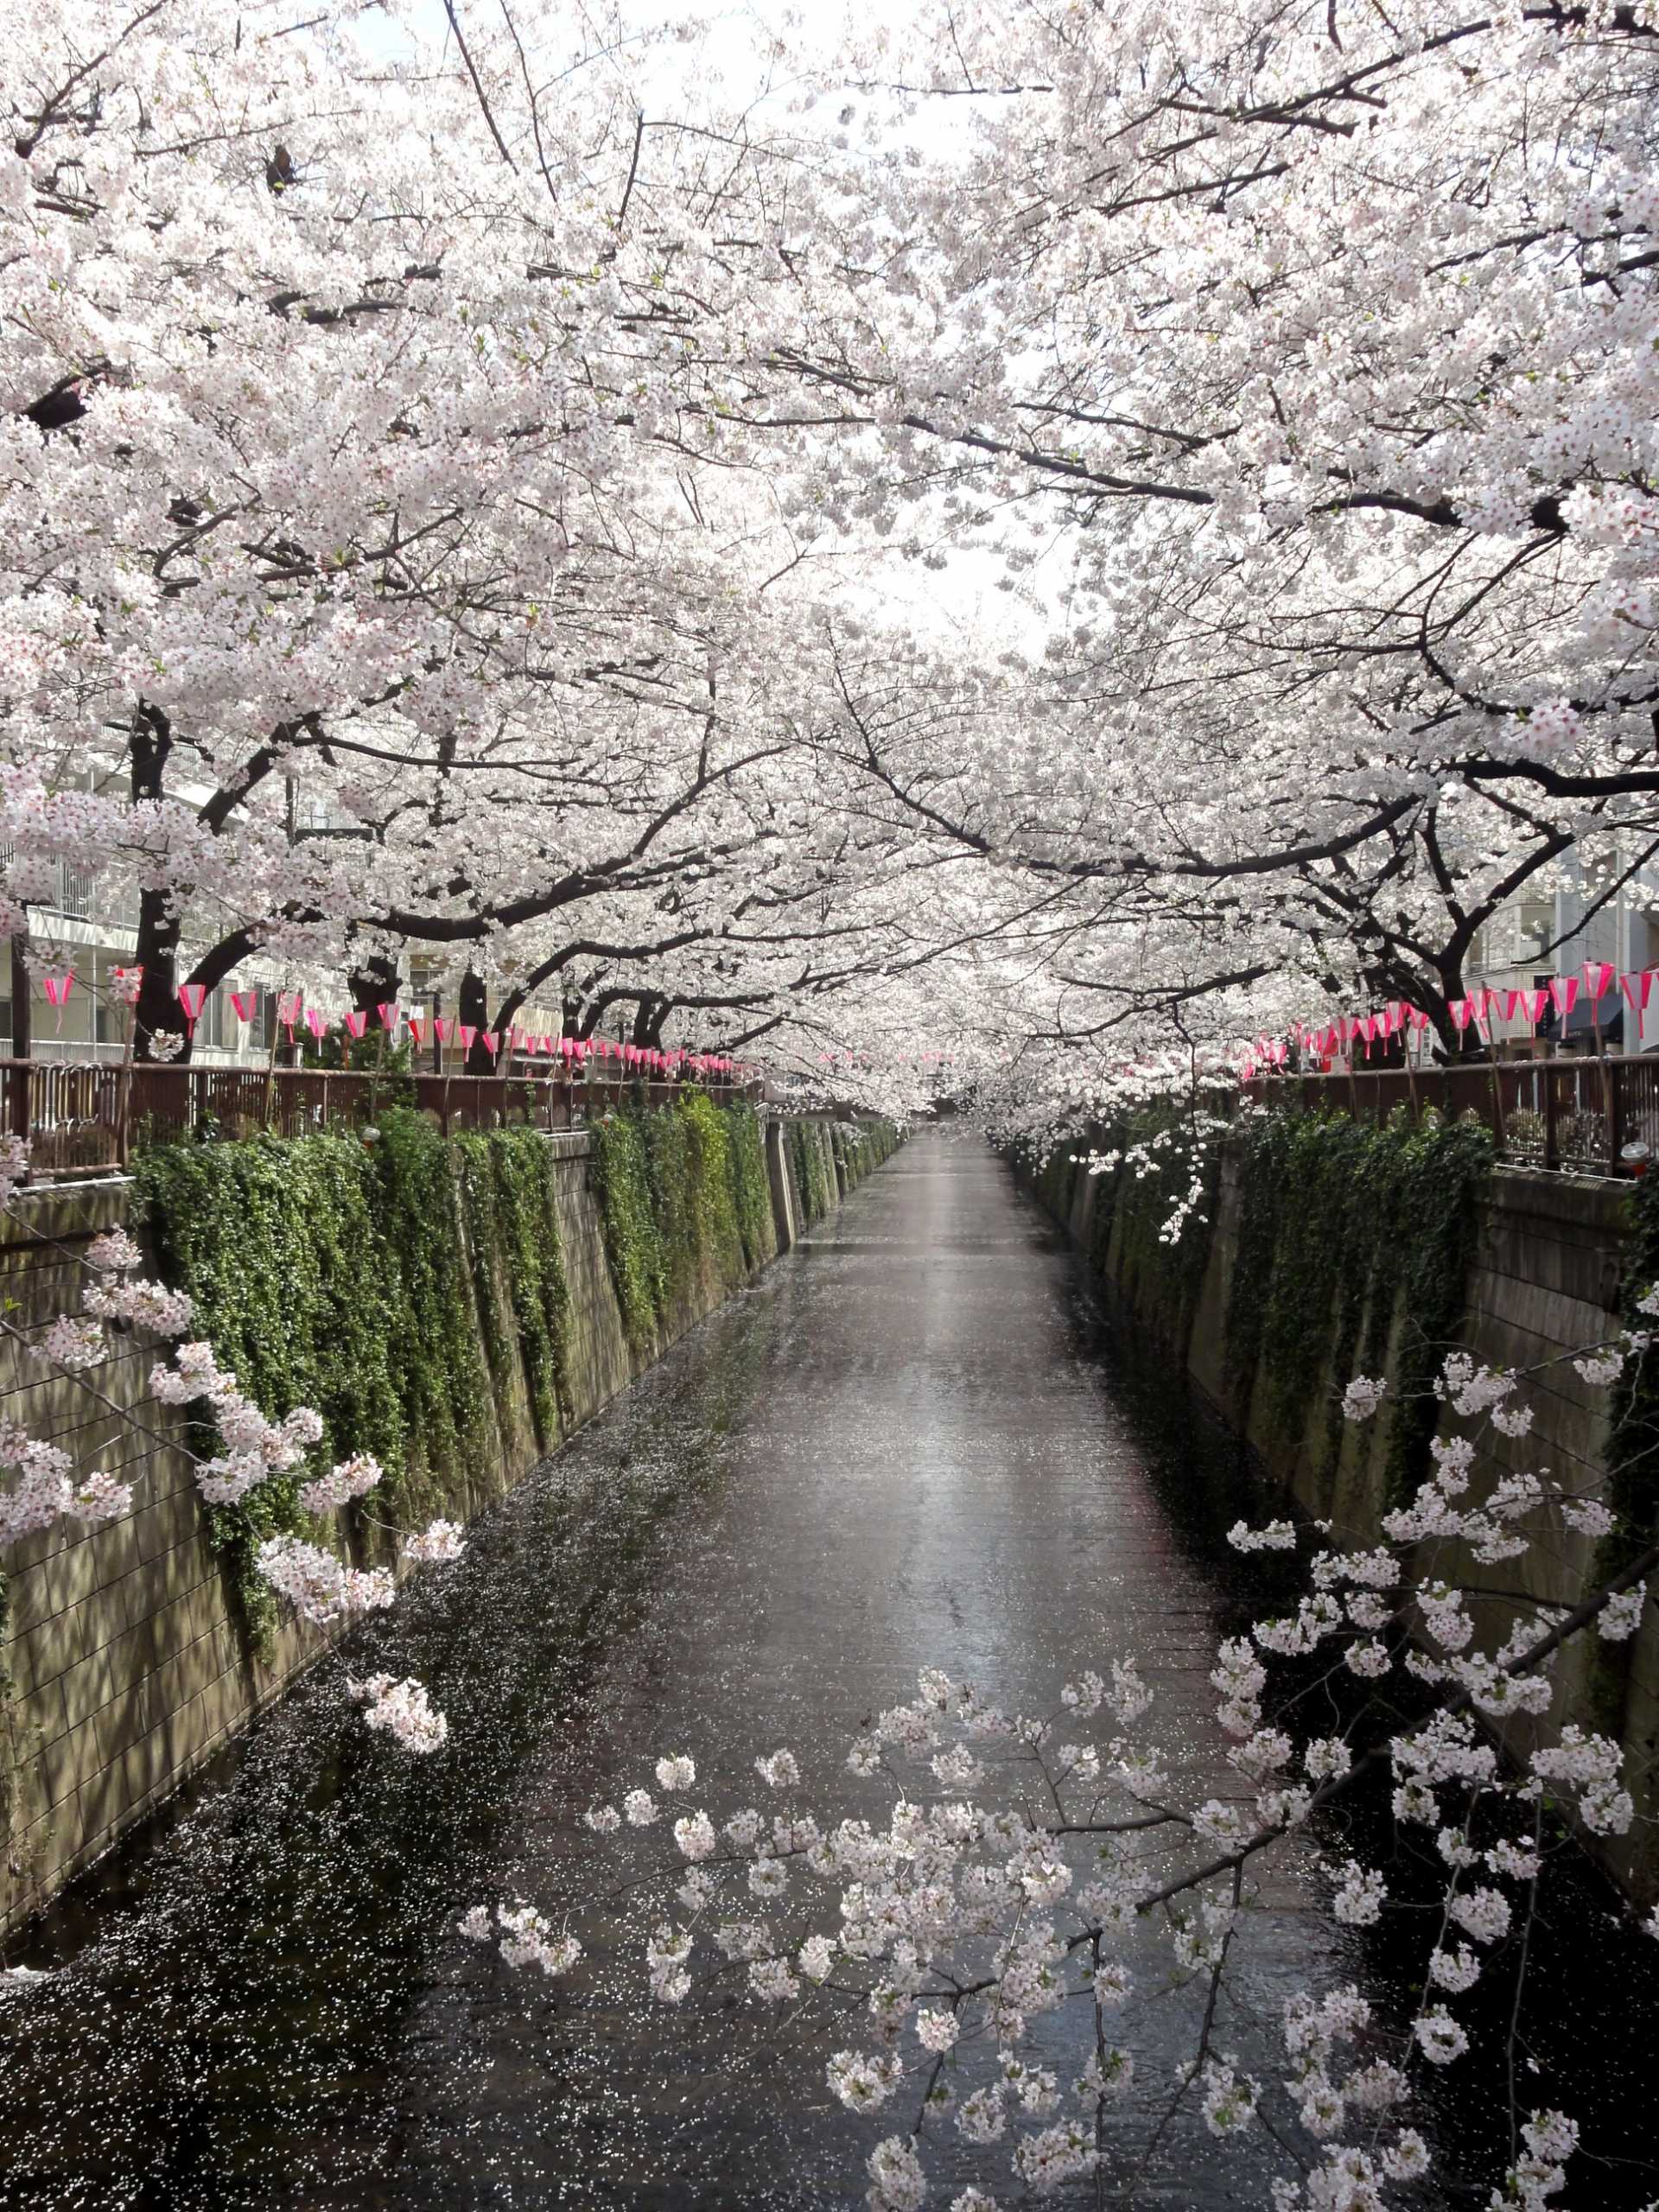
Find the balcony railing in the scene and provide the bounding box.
[0,1060,760,1179]
[1241,1053,1659,1177]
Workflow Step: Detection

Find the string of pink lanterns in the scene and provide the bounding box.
[16,969,747,1079]
[1237,960,1651,1083]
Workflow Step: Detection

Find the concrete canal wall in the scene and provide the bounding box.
[0,1110,895,1936]
[1031,1140,1659,1904]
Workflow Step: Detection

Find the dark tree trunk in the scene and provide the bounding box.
[460,968,493,1074]
[348,952,401,1017]
[129,706,188,1062]
[9,931,29,1068]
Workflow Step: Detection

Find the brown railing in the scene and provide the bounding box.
[1241,1053,1659,1177]
[0,1059,760,1179]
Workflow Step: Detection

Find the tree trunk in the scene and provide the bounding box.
[9,931,29,1063]
[130,706,185,1062]
[460,969,492,1074]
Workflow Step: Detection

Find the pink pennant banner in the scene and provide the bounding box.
[377,1001,400,1033]
[1501,989,1521,1020]
[1450,999,1472,1032]
[177,982,207,1032]
[482,1032,499,1058]
[42,974,73,1030]
[278,991,303,1039]
[306,1007,328,1040]
[1583,960,1615,1000]
[343,1009,368,1039]
[1622,969,1656,1015]
[1522,988,1548,1023]
[1548,976,1580,1018]
[230,989,258,1025]
[434,1017,451,1044]
[457,1024,477,1051]
[407,1016,427,1047]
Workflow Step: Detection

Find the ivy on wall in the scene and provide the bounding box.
[1028,1109,1221,1346]
[1027,1106,1492,1509]
[591,1094,778,1348]
[133,1110,569,1649]
[785,1117,837,1229]
[1231,1113,1491,1501]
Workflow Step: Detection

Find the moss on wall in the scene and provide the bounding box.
[1028,1107,1492,1507]
[133,1109,570,1649]
[589,1094,783,1348]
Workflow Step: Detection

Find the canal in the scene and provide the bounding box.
[0,1134,1653,2209]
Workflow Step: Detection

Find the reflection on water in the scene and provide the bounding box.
[0,1135,1652,2210]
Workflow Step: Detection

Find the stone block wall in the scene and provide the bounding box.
[0,1116,884,1936]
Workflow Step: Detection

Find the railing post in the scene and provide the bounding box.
[1544,1062,1560,1173]
[1610,1057,1627,1173]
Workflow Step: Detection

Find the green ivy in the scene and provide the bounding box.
[483,1126,575,1446]
[726,1102,775,1267]
[1028,1111,1219,1346]
[592,1095,787,1346]
[589,1110,664,1345]
[1027,1105,1491,1510]
[132,1109,570,1650]
[590,1101,896,1345]
[132,1102,899,1644]
[786,1117,837,1228]
[1227,1109,1493,1502]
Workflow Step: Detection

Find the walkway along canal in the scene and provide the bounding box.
[0,1133,1654,2209]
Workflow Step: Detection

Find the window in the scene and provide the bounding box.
[1516,899,1554,958]
[57,864,92,918]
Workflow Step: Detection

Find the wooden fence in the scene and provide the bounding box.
[1241,1053,1659,1177]
[0,1060,760,1179]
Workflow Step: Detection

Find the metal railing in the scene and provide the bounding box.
[0,1059,761,1179]
[1241,1054,1659,1177]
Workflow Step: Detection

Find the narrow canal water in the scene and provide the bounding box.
[0,1135,1653,2210]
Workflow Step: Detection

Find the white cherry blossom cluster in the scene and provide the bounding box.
[403,1519,467,1565]
[297,1453,382,1516]
[254,1536,392,1626]
[349,1672,448,1756]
